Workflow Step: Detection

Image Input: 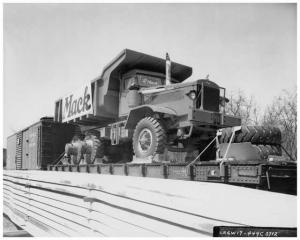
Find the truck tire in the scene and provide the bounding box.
[65,141,83,165]
[252,144,282,160]
[85,138,102,164]
[271,145,282,155]
[133,117,166,158]
[219,126,281,145]
[71,150,82,165]
[220,128,232,143]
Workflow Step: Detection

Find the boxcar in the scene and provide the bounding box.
[6,117,77,170]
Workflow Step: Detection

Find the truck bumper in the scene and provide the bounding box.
[190,109,241,127]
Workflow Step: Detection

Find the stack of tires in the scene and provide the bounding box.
[219,126,282,160]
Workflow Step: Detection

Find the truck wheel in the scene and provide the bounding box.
[133,117,166,158]
[252,144,282,160]
[71,152,82,165]
[85,138,102,164]
[271,145,282,155]
[219,126,281,145]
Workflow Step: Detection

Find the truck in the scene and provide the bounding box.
[50,49,295,194]
[54,49,276,162]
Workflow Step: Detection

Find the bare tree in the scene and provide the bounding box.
[262,89,297,160]
[225,88,297,160]
[225,90,261,125]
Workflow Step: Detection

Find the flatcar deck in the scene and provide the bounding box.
[48,161,297,195]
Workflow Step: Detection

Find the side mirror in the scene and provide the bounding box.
[220,96,229,107]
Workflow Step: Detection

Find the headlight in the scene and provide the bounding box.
[187,90,197,100]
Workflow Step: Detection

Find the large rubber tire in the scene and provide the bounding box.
[71,150,82,165]
[133,117,166,158]
[271,145,282,155]
[252,144,282,160]
[65,142,83,165]
[84,137,107,164]
[85,138,99,164]
[219,126,281,145]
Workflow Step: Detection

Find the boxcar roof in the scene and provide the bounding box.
[6,117,54,139]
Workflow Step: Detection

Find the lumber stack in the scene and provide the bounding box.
[3,170,296,237]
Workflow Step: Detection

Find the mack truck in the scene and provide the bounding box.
[52,49,295,194]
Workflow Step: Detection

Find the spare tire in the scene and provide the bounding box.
[219,125,281,145]
[271,145,282,156]
[252,144,282,160]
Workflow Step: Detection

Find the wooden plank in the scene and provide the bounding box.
[23,171,295,228]
[8,189,88,229]
[91,201,204,237]
[4,230,31,237]
[4,183,163,236]
[5,180,156,236]
[9,198,89,236]
[90,210,163,237]
[4,187,81,236]
[4,200,66,237]
[3,170,297,237]
[4,204,62,237]
[90,190,222,234]
[4,181,87,210]
[6,191,89,235]
[5,170,297,228]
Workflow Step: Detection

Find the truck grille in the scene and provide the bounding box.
[196,84,220,112]
[203,86,219,112]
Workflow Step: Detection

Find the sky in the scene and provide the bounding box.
[3,3,297,146]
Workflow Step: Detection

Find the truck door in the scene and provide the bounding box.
[118,77,134,117]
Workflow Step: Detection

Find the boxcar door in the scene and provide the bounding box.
[6,134,17,170]
[16,132,23,169]
[22,129,30,169]
[28,125,40,169]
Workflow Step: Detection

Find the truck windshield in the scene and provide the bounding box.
[124,74,163,90]
[137,74,163,88]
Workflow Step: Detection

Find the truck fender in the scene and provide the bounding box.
[125,105,177,129]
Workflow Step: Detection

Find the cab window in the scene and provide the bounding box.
[137,74,163,88]
[124,74,163,90]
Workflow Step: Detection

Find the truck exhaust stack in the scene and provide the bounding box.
[166,52,171,85]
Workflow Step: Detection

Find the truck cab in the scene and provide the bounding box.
[119,69,166,117]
